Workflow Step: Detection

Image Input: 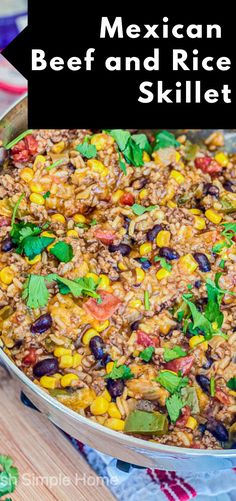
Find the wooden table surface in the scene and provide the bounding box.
[0,367,116,500]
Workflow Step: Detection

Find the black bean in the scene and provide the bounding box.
[203,183,219,197]
[123,217,131,231]
[109,243,131,256]
[107,378,124,398]
[147,224,162,242]
[198,423,207,434]
[33,358,59,377]
[202,357,214,370]
[135,258,152,270]
[130,320,140,331]
[206,420,229,442]
[193,253,211,272]
[1,236,14,252]
[223,180,235,193]
[194,280,202,289]
[196,374,210,393]
[30,313,53,334]
[159,247,180,260]
[89,336,104,360]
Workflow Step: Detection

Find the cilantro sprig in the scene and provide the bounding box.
[76,136,97,159]
[139,346,155,362]
[49,241,73,263]
[166,394,185,423]
[154,256,172,272]
[108,130,152,172]
[22,273,101,309]
[105,361,134,380]
[156,370,189,394]
[153,130,180,151]
[212,222,236,253]
[163,346,187,362]
[0,455,19,498]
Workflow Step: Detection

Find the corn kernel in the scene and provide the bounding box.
[29,181,44,194]
[20,167,34,183]
[142,151,151,162]
[189,208,201,215]
[229,390,236,397]
[167,201,177,208]
[106,361,114,374]
[135,267,145,283]
[51,213,66,223]
[33,155,46,169]
[133,349,140,357]
[118,261,127,271]
[156,268,171,281]
[87,159,108,176]
[214,152,228,167]
[51,141,65,154]
[98,390,111,403]
[99,274,110,290]
[129,299,142,309]
[61,373,79,387]
[73,214,86,224]
[189,335,206,349]
[26,254,42,265]
[86,272,99,282]
[91,133,114,151]
[139,242,152,256]
[30,193,45,205]
[108,403,122,419]
[92,320,110,332]
[205,209,222,225]
[54,347,72,357]
[156,230,171,248]
[73,353,82,368]
[186,416,198,430]
[59,355,74,369]
[194,216,206,230]
[90,396,109,416]
[179,254,198,274]
[112,190,124,203]
[82,328,99,345]
[175,151,181,162]
[104,418,125,431]
[196,386,209,409]
[41,231,55,238]
[139,188,148,200]
[170,169,185,184]
[40,376,57,390]
[66,229,78,238]
[0,267,14,285]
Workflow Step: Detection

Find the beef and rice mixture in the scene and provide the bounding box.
[0,128,236,449]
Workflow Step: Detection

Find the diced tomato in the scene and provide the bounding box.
[195,157,222,175]
[176,406,191,428]
[24,135,38,155]
[214,388,231,405]
[136,330,159,347]
[165,355,194,376]
[22,348,37,366]
[84,290,121,321]
[0,217,11,227]
[94,228,116,245]
[119,193,135,206]
[11,134,38,163]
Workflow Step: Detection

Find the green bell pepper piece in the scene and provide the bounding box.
[124,410,168,436]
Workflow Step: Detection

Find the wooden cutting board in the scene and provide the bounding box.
[0,366,116,500]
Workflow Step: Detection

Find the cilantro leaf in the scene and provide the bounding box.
[23,236,55,260]
[204,278,225,328]
[183,295,214,339]
[163,346,187,362]
[154,256,172,272]
[47,274,101,300]
[76,142,97,159]
[166,393,185,422]
[227,377,236,391]
[49,241,73,263]
[105,361,134,380]
[131,204,157,216]
[153,130,180,151]
[156,370,189,394]
[109,130,130,151]
[118,152,127,175]
[132,133,152,154]
[0,455,19,497]
[139,346,155,362]
[43,191,50,199]
[22,275,50,309]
